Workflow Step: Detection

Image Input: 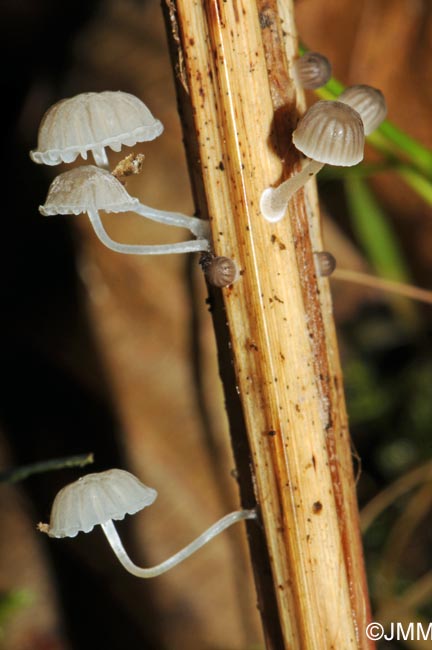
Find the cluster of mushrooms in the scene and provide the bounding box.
[31,91,212,257]
[261,52,387,222]
[31,94,254,571]
[33,51,386,579]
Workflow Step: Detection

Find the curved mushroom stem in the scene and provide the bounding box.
[134,203,210,239]
[260,158,324,222]
[101,509,257,578]
[92,147,110,169]
[87,208,210,255]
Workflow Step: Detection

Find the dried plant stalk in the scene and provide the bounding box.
[163,0,373,647]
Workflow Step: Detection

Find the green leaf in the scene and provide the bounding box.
[344,176,410,283]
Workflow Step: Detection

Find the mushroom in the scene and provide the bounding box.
[293,52,332,90]
[260,100,365,222]
[314,251,337,277]
[338,84,387,135]
[199,253,240,287]
[39,469,256,578]
[39,166,210,255]
[30,91,163,168]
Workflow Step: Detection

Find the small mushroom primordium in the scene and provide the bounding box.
[30,91,163,168]
[39,166,210,255]
[200,253,239,287]
[314,251,337,278]
[260,100,365,222]
[39,469,256,578]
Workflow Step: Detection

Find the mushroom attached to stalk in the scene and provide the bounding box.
[30,91,163,168]
[38,469,256,578]
[260,101,365,222]
[293,52,332,90]
[39,166,210,255]
[338,84,387,135]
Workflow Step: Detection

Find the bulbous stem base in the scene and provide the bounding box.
[260,158,324,222]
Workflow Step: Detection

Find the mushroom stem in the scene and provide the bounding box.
[92,147,110,169]
[260,158,324,222]
[87,208,210,255]
[134,203,210,239]
[101,509,256,578]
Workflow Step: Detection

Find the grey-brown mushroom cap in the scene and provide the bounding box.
[47,469,158,538]
[30,91,164,166]
[39,165,140,216]
[294,52,332,90]
[338,85,387,135]
[292,100,365,166]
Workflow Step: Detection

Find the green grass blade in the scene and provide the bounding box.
[344,177,410,283]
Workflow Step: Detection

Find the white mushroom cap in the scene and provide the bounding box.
[292,100,365,166]
[39,165,140,216]
[338,84,387,135]
[30,91,164,166]
[47,469,158,538]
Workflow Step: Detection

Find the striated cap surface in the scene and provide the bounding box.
[293,100,365,166]
[30,91,163,166]
[39,165,140,215]
[294,52,332,90]
[338,85,387,135]
[47,469,158,538]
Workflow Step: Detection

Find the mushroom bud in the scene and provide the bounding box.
[39,166,210,255]
[338,84,387,135]
[314,251,337,277]
[39,469,256,578]
[200,253,239,287]
[293,52,332,90]
[260,101,365,222]
[30,91,163,168]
